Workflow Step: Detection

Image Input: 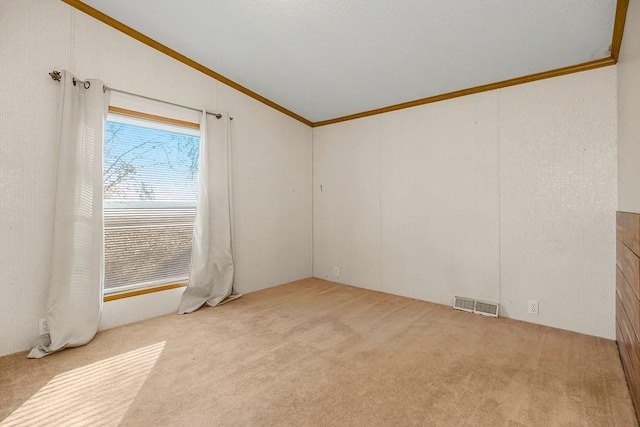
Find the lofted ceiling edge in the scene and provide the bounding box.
[60,0,629,128]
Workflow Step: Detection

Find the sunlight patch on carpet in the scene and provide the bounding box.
[0,341,165,426]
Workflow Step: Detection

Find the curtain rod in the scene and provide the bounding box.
[48,70,231,120]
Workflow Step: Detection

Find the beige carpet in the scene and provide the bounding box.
[0,278,637,426]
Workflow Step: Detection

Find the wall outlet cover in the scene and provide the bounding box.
[39,318,49,336]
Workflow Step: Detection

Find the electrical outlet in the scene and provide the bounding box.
[39,318,49,336]
[528,300,539,315]
[333,267,340,277]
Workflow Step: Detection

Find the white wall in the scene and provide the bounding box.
[618,0,640,213]
[0,0,622,357]
[313,67,617,338]
[0,0,312,357]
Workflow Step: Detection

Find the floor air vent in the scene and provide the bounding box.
[453,296,499,317]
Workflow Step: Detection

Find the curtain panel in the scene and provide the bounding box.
[178,111,239,314]
[29,71,109,358]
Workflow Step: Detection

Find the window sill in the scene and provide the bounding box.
[103,282,187,302]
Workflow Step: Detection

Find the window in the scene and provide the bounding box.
[103,111,200,294]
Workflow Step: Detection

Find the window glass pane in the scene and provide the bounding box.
[104,114,200,205]
[103,113,200,293]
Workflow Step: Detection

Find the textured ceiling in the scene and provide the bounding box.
[81,0,617,123]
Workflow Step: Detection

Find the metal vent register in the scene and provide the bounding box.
[453,296,499,318]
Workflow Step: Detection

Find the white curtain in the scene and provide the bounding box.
[178,111,239,314]
[28,71,109,358]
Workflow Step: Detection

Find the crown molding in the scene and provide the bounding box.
[61,0,313,127]
[312,57,615,127]
[611,0,630,63]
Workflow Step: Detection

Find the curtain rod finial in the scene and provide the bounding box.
[49,71,61,82]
